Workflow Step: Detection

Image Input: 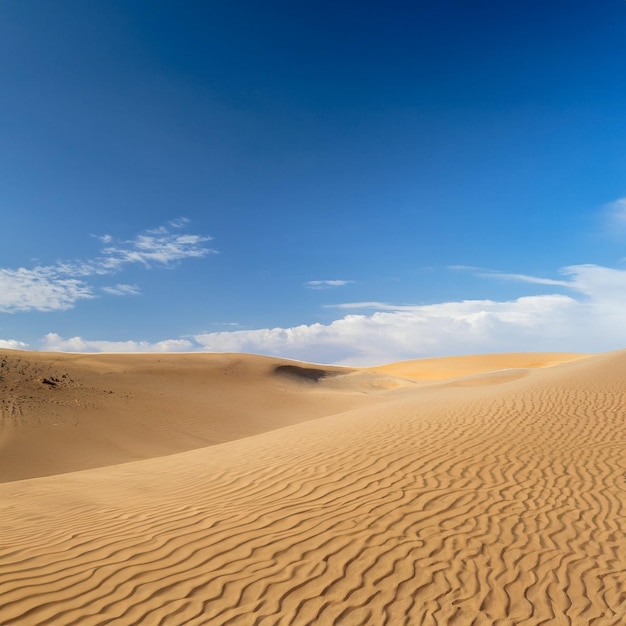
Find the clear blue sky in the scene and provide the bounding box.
[2,0,626,364]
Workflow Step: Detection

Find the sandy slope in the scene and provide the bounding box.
[1,350,625,624]
[368,352,590,380]
[0,351,410,482]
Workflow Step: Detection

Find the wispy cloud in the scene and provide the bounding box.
[598,196,626,240]
[0,267,95,312]
[327,302,420,311]
[461,263,626,299]
[467,269,571,287]
[606,197,626,227]
[305,280,354,289]
[98,231,213,271]
[0,220,215,313]
[101,284,141,296]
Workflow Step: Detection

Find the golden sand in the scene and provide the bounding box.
[1,349,625,624]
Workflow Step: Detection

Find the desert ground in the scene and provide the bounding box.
[1,348,625,625]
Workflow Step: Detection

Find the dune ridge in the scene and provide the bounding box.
[368,352,591,381]
[0,351,389,482]
[1,350,625,624]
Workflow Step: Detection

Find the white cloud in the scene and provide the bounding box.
[166,217,190,229]
[193,294,580,365]
[305,280,354,289]
[0,220,214,313]
[0,338,29,350]
[473,271,571,287]
[99,231,214,270]
[194,263,626,364]
[473,263,626,303]
[0,267,94,313]
[101,284,141,296]
[41,333,193,353]
[328,301,420,311]
[606,197,626,227]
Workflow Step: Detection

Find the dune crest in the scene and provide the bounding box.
[1,350,625,624]
[368,351,590,380]
[0,351,381,482]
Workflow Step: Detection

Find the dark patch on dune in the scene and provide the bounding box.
[273,364,336,383]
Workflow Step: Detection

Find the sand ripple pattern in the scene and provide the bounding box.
[2,352,626,624]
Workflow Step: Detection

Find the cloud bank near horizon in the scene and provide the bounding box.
[4,263,625,366]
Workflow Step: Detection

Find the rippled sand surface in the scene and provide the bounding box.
[1,349,625,625]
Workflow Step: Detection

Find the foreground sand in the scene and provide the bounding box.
[1,349,625,624]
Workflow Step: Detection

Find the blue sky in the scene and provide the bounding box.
[1,0,626,365]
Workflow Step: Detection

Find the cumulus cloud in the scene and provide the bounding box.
[0,338,29,350]
[193,294,580,365]
[192,263,626,364]
[41,333,193,353]
[305,280,354,289]
[0,220,214,313]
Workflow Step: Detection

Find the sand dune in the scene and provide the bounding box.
[1,349,625,624]
[0,351,408,482]
[368,352,590,381]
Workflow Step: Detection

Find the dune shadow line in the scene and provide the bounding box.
[273,365,335,383]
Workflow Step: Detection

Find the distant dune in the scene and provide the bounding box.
[368,352,590,380]
[1,349,625,624]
